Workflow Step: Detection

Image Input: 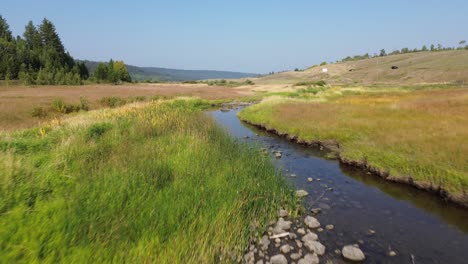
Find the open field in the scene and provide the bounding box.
[239,88,468,206]
[0,99,295,262]
[0,83,254,131]
[251,50,468,86]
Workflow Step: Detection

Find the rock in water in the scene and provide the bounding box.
[298,253,320,264]
[304,216,321,229]
[275,152,282,158]
[296,190,309,198]
[270,254,288,264]
[304,241,326,256]
[342,245,365,261]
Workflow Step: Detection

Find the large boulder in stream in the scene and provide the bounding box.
[342,245,366,261]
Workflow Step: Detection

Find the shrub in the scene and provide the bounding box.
[51,99,67,113]
[182,80,198,84]
[100,96,127,108]
[86,122,113,140]
[31,106,48,118]
[80,96,90,111]
[315,80,327,87]
[245,79,255,85]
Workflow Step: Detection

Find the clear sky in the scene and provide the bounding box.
[2,0,467,73]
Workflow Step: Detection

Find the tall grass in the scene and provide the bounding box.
[0,99,295,263]
[239,89,468,198]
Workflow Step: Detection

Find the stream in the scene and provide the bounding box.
[209,108,468,264]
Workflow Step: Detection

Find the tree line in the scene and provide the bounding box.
[340,41,468,62]
[0,15,131,85]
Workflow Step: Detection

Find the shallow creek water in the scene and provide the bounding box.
[209,108,468,264]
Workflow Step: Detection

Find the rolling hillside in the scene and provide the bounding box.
[253,50,468,86]
[81,60,258,82]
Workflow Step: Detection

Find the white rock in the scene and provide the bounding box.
[342,245,365,261]
[325,224,334,230]
[280,244,291,254]
[291,252,302,260]
[273,218,292,234]
[297,228,306,235]
[298,253,319,264]
[244,251,255,263]
[279,209,288,217]
[307,177,313,182]
[304,216,321,229]
[296,240,303,248]
[296,190,309,198]
[304,241,326,256]
[270,254,288,264]
[301,232,318,243]
[259,235,271,251]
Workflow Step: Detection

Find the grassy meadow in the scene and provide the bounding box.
[0,99,296,263]
[239,87,468,204]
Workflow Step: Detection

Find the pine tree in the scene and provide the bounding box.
[379,49,386,57]
[422,45,428,51]
[0,15,13,41]
[94,62,108,82]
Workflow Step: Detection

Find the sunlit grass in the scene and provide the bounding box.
[239,88,468,199]
[0,99,296,263]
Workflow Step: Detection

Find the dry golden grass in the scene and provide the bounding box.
[239,89,468,201]
[251,50,468,86]
[0,83,253,131]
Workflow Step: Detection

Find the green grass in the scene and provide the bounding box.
[0,99,296,263]
[238,89,468,203]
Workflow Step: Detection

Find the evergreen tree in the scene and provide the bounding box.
[379,49,386,57]
[430,44,435,51]
[0,15,13,41]
[94,62,108,82]
[422,45,428,51]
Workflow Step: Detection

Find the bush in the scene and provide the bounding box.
[100,96,127,108]
[294,80,327,87]
[51,99,67,113]
[86,122,113,140]
[245,79,255,85]
[182,80,198,84]
[80,96,90,111]
[315,80,327,87]
[31,106,48,118]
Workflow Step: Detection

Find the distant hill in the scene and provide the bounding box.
[80,60,258,82]
[253,50,468,86]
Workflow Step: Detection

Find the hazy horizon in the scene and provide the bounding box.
[2,0,467,73]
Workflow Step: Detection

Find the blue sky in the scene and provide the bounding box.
[2,0,467,73]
